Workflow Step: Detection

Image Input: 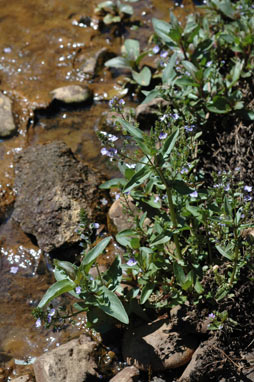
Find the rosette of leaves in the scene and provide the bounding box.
[95,0,138,25]
[105,38,152,88]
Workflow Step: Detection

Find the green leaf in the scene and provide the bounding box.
[182,60,198,78]
[132,67,151,86]
[162,52,178,85]
[140,283,154,304]
[103,14,121,24]
[116,229,137,247]
[130,237,140,249]
[54,260,77,280]
[207,96,232,114]
[173,262,186,286]
[105,56,131,69]
[98,286,129,324]
[142,89,162,104]
[194,279,204,294]
[171,180,193,195]
[176,77,199,87]
[215,245,233,260]
[124,39,140,61]
[99,178,126,189]
[123,166,151,193]
[150,231,172,246]
[119,4,133,15]
[217,0,236,20]
[38,279,76,308]
[162,129,179,157]
[118,118,144,140]
[152,18,172,44]
[82,236,112,266]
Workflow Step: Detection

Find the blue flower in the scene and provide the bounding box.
[208,313,215,319]
[75,286,81,294]
[159,132,168,140]
[160,50,168,58]
[184,125,194,132]
[127,258,137,266]
[10,266,19,274]
[35,318,41,328]
[244,185,252,192]
[152,45,160,54]
[189,191,198,198]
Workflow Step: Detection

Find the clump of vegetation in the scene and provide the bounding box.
[34,0,254,333]
[95,0,139,28]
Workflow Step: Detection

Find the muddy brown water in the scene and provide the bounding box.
[0,0,197,379]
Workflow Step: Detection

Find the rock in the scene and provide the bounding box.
[179,339,216,382]
[107,196,137,234]
[10,375,34,382]
[122,319,198,371]
[80,48,115,77]
[135,98,170,128]
[0,92,16,137]
[12,141,106,252]
[109,366,140,382]
[33,334,98,382]
[107,196,150,235]
[51,85,93,104]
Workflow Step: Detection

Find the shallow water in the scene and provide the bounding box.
[0,0,198,379]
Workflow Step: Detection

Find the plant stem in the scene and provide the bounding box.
[229,227,239,286]
[150,161,183,261]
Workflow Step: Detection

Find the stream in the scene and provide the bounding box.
[0,0,197,379]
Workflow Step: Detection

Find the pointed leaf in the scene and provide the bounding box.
[98,286,129,324]
[140,283,154,304]
[82,236,112,266]
[105,56,131,69]
[38,279,76,308]
[123,166,151,193]
[124,39,140,61]
[118,118,144,140]
[162,129,179,157]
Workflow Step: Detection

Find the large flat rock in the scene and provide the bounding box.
[12,141,105,252]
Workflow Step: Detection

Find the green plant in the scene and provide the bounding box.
[105,38,152,88]
[95,0,138,26]
[35,0,254,330]
[144,0,254,122]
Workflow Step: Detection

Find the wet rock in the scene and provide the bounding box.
[109,366,140,382]
[80,48,115,77]
[0,92,16,137]
[135,98,170,129]
[12,141,106,252]
[10,375,34,382]
[122,319,198,371]
[33,334,98,382]
[51,85,93,104]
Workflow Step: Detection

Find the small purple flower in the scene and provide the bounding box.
[244,195,252,202]
[100,198,108,205]
[101,147,108,156]
[107,148,118,158]
[154,196,160,203]
[159,132,168,140]
[75,286,81,294]
[35,318,41,328]
[209,313,215,319]
[119,99,125,105]
[10,266,19,274]
[152,45,160,54]
[244,185,252,192]
[115,193,120,200]
[206,61,212,67]
[172,113,179,120]
[159,114,168,122]
[127,258,137,266]
[93,223,100,229]
[109,98,114,108]
[180,167,188,174]
[48,308,56,317]
[184,125,193,132]
[160,50,168,58]
[224,184,230,192]
[189,191,198,198]
[108,134,118,142]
